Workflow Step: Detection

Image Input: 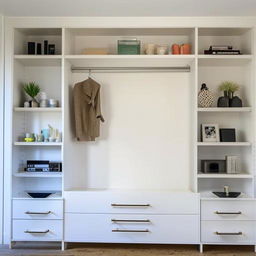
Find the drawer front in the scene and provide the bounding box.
[13,199,63,220]
[64,191,199,214]
[201,221,256,244]
[201,201,256,221]
[12,220,63,241]
[65,213,199,244]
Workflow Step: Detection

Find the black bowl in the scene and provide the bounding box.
[27,192,52,198]
[213,192,241,198]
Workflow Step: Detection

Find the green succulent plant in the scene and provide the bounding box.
[219,81,240,93]
[23,82,41,102]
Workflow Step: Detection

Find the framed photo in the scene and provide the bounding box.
[201,124,220,142]
[220,128,236,142]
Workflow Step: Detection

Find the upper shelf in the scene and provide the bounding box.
[14,28,62,55]
[65,54,196,67]
[198,28,252,55]
[64,27,196,55]
[198,54,253,66]
[14,55,62,66]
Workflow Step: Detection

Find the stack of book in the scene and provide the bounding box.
[225,156,240,174]
[204,45,241,55]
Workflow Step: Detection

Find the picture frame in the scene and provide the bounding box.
[220,128,236,142]
[201,124,220,142]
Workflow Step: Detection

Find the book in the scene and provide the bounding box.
[226,156,240,174]
[210,45,233,51]
[204,49,241,55]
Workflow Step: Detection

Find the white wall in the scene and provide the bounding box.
[65,72,192,191]
[0,14,4,244]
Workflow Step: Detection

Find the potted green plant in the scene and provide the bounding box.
[23,82,41,107]
[218,81,242,107]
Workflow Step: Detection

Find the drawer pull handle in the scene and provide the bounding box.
[111,204,150,207]
[215,231,242,236]
[112,229,149,233]
[215,211,242,215]
[25,211,52,215]
[111,219,150,223]
[24,229,50,234]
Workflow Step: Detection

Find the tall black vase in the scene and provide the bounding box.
[217,91,229,107]
[228,91,234,106]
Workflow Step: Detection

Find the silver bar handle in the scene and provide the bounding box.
[111,204,150,207]
[111,219,150,223]
[25,211,51,215]
[215,211,242,215]
[24,229,50,234]
[215,231,242,236]
[112,229,150,233]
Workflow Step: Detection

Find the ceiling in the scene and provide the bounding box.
[0,0,256,16]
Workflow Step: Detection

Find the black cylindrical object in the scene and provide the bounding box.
[28,42,36,55]
[48,44,55,55]
[44,40,48,55]
[37,43,42,55]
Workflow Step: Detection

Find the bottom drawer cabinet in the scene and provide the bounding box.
[65,213,199,244]
[12,220,63,241]
[201,221,256,244]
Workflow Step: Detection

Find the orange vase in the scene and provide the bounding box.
[180,44,191,54]
[172,44,180,54]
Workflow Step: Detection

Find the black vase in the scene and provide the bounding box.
[230,96,242,107]
[217,91,229,107]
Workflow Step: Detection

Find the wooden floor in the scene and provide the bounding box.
[0,244,255,256]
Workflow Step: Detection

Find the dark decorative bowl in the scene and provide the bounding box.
[213,192,241,198]
[27,192,52,198]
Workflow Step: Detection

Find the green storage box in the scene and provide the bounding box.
[118,39,141,55]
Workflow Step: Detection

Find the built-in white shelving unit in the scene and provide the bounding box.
[196,27,255,204]
[9,27,63,217]
[4,18,256,251]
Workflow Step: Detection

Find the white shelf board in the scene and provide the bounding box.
[14,107,62,112]
[12,193,63,200]
[13,172,62,178]
[200,192,254,201]
[198,54,252,66]
[14,55,62,66]
[65,54,195,59]
[197,173,253,179]
[14,142,62,146]
[197,107,252,112]
[198,54,253,59]
[197,142,251,146]
[65,54,195,67]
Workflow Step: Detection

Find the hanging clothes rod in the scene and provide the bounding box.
[71,66,190,73]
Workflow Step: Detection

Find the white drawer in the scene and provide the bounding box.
[12,220,63,241]
[201,200,256,221]
[201,221,256,244]
[13,199,63,220]
[65,213,199,244]
[64,191,199,214]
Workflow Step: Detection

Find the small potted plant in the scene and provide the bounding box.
[218,81,242,107]
[23,82,41,107]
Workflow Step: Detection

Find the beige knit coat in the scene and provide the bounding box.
[73,78,104,141]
